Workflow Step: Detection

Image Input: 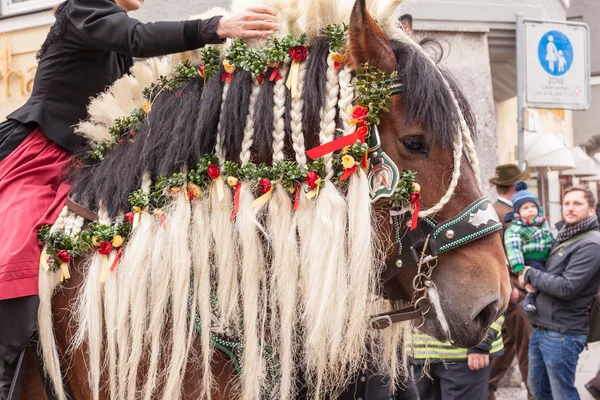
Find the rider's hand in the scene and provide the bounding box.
[216,7,278,39]
[467,353,489,371]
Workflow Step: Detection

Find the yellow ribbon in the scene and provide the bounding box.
[251,187,273,209]
[305,178,322,200]
[99,255,109,283]
[286,60,301,99]
[59,263,71,281]
[133,212,141,230]
[40,248,50,271]
[215,177,225,201]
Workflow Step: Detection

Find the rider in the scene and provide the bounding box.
[0,1,277,398]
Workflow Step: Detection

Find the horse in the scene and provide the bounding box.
[23,0,510,399]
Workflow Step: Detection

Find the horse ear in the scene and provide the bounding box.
[348,0,396,72]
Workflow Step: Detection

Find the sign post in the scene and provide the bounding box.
[516,16,590,170]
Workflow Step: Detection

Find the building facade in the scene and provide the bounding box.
[0,1,55,119]
[407,0,572,215]
[569,0,600,165]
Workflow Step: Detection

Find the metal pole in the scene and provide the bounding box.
[516,13,526,170]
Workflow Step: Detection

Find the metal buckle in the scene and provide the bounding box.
[370,315,393,330]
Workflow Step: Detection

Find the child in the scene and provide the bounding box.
[504,181,555,313]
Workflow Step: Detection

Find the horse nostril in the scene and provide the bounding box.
[472,298,502,328]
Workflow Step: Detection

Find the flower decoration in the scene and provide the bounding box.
[350,105,369,125]
[112,235,123,248]
[289,46,309,61]
[207,163,221,180]
[259,178,272,194]
[57,250,72,264]
[227,176,239,187]
[341,155,355,169]
[222,60,236,83]
[99,241,112,255]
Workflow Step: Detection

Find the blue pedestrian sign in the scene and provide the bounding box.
[538,30,573,77]
[521,19,590,110]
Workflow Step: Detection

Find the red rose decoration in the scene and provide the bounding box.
[289,46,309,62]
[207,163,221,180]
[57,250,71,264]
[125,212,135,224]
[306,171,320,190]
[99,241,112,255]
[259,178,272,194]
[410,191,420,204]
[351,105,369,125]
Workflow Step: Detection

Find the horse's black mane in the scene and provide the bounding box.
[70,36,476,218]
[389,38,477,145]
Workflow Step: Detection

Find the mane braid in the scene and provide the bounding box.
[302,37,330,151]
[191,66,226,162]
[252,78,276,164]
[158,78,206,169]
[221,70,253,163]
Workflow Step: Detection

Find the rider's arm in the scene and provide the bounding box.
[68,0,224,58]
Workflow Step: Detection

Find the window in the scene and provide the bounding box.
[1,0,56,17]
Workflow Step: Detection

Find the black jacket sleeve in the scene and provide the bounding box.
[68,0,224,58]
[466,327,495,355]
[526,240,600,300]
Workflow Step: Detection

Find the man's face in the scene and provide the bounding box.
[562,190,595,225]
[116,0,144,12]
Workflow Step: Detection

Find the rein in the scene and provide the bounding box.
[365,79,502,329]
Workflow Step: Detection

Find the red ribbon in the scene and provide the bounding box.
[160,213,167,229]
[306,129,368,160]
[293,184,301,211]
[410,192,421,231]
[361,152,368,169]
[222,72,233,84]
[257,75,265,85]
[269,66,283,82]
[230,183,242,222]
[339,165,359,182]
[110,247,122,272]
[334,61,341,71]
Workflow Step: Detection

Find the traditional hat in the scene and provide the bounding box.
[489,164,531,187]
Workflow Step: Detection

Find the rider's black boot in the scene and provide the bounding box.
[0,350,25,400]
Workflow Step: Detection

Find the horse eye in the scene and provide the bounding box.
[400,136,428,154]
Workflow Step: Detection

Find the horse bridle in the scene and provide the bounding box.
[369,197,502,329]
[366,81,502,330]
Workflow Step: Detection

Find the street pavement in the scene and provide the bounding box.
[496,342,599,400]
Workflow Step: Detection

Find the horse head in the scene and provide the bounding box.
[347,0,510,348]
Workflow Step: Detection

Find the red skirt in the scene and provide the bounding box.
[0,128,71,301]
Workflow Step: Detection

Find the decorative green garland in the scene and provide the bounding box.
[44,26,420,275]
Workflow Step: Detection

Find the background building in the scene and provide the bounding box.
[0,0,55,119]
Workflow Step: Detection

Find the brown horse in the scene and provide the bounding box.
[23,0,510,399]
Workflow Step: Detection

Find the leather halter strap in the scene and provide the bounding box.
[66,196,99,222]
[370,306,422,330]
[381,197,502,288]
